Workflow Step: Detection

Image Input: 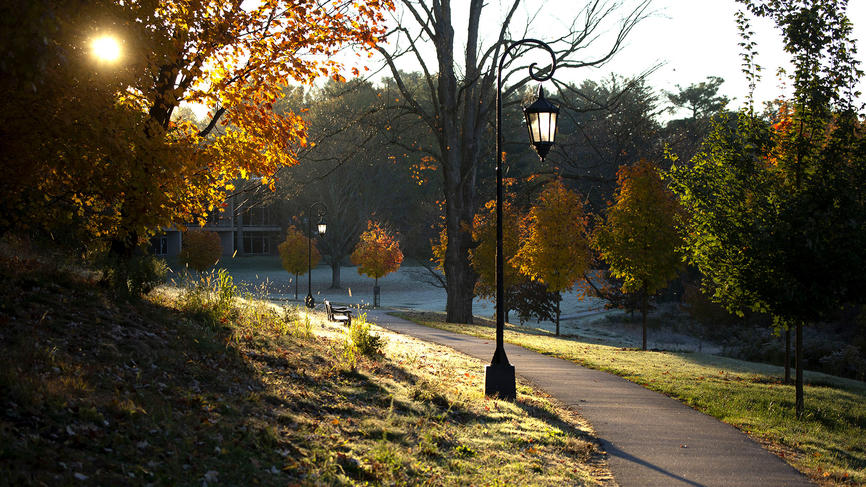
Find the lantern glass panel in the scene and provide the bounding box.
[527,112,542,144]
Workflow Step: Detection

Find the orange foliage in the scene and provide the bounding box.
[351,221,403,280]
[0,0,392,245]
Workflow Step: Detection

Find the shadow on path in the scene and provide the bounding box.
[366,310,814,487]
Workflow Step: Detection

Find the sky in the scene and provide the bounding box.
[573,0,866,112]
[186,0,866,120]
[355,0,866,118]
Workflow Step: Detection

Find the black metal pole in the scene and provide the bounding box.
[304,202,326,309]
[306,215,312,306]
[485,38,556,400]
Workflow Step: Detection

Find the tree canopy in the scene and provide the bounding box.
[594,159,683,349]
[516,180,590,335]
[0,0,391,249]
[351,221,404,282]
[669,0,866,416]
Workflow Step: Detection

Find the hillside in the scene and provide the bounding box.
[0,247,611,486]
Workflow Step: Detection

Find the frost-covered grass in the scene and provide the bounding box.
[0,254,612,485]
[398,311,866,486]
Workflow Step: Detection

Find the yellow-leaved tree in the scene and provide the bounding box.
[593,159,683,350]
[516,180,591,335]
[351,221,403,307]
[470,199,522,319]
[1,0,392,258]
[278,225,320,301]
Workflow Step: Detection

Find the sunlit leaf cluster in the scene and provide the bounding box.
[351,220,403,280]
[278,225,319,277]
[0,0,392,247]
[594,159,683,296]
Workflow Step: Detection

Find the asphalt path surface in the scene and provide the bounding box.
[365,310,813,487]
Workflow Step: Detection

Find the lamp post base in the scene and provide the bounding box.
[485,363,516,400]
[304,295,315,309]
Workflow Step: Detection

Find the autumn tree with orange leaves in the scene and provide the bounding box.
[351,221,403,307]
[0,0,391,259]
[279,225,320,301]
[593,160,683,350]
[516,180,591,335]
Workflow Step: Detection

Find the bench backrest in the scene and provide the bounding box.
[323,300,334,320]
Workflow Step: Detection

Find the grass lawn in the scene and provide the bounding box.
[397,311,866,486]
[0,255,612,485]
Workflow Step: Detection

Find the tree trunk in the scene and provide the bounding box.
[795,321,804,418]
[641,288,648,351]
[441,200,477,325]
[330,260,341,289]
[294,272,299,300]
[555,293,561,336]
[445,254,475,323]
[784,327,791,384]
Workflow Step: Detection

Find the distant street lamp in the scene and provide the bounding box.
[305,202,327,308]
[486,39,559,400]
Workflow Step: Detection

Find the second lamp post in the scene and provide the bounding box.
[485,38,560,400]
[305,202,327,309]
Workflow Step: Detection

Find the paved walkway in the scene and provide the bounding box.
[365,310,813,487]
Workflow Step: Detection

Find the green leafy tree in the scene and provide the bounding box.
[593,159,683,350]
[180,230,222,273]
[278,225,320,300]
[516,180,591,335]
[670,0,866,417]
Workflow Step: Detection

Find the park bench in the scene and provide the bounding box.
[324,300,352,326]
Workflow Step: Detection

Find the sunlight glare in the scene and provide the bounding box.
[91,35,121,63]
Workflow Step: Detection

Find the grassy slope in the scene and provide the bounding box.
[397,311,866,487]
[0,256,611,485]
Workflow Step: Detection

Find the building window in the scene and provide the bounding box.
[242,206,274,226]
[205,210,230,227]
[242,231,276,255]
[150,237,168,256]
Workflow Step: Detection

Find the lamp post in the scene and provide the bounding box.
[305,202,327,308]
[485,39,559,400]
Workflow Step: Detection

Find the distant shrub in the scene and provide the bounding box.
[820,345,866,381]
[126,254,168,295]
[180,230,222,272]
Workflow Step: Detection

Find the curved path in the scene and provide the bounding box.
[366,310,812,487]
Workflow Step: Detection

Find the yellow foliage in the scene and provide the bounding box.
[0,0,393,245]
[278,225,319,276]
[516,180,590,293]
[593,159,683,295]
[470,199,523,299]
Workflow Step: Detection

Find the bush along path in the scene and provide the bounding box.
[375,310,822,487]
[0,257,612,485]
